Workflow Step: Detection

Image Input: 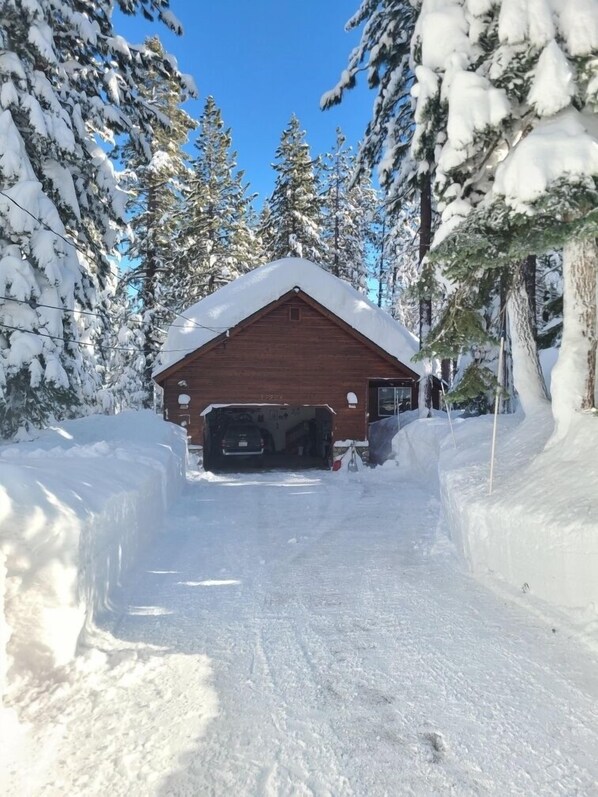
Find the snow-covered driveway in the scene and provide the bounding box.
[108,467,598,796]
[8,467,598,796]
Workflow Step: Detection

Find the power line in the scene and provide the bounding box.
[0,290,226,336]
[0,322,208,355]
[0,189,228,334]
[0,294,109,320]
[0,188,90,260]
[125,280,229,333]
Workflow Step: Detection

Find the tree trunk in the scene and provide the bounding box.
[440,358,452,388]
[418,175,433,417]
[142,180,158,409]
[377,216,385,308]
[550,237,597,439]
[508,260,549,415]
[333,162,341,277]
[523,254,537,339]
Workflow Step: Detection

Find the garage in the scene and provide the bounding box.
[154,259,438,469]
[202,404,334,471]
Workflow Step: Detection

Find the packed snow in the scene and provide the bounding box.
[153,258,422,378]
[0,411,186,702]
[2,412,598,795]
[4,450,598,795]
[396,410,598,622]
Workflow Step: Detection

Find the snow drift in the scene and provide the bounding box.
[0,411,186,701]
[394,411,598,621]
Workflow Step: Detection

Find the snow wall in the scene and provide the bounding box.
[394,411,598,617]
[0,411,187,701]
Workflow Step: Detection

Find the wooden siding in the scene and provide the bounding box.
[161,294,418,445]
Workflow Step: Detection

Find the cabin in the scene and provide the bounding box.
[153,258,438,469]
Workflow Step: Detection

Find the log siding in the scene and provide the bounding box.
[157,292,420,446]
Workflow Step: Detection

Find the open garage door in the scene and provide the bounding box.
[202,405,333,472]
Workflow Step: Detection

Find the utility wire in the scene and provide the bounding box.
[0,291,226,335]
[0,321,207,355]
[0,189,228,334]
[0,189,91,260]
[0,288,226,335]
[0,294,110,320]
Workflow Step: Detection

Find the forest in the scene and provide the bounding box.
[0,0,596,444]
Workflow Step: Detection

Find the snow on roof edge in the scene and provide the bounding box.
[153,258,423,379]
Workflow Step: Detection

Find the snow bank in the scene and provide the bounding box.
[441,412,598,614]
[154,257,422,378]
[393,415,456,480]
[369,416,400,465]
[370,409,450,466]
[0,411,186,699]
[394,410,598,619]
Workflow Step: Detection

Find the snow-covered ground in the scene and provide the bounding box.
[4,462,598,796]
[393,409,598,627]
[0,411,186,714]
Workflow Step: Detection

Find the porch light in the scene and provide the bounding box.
[178,393,191,409]
[347,392,358,408]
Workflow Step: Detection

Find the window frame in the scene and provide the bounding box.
[377,385,412,416]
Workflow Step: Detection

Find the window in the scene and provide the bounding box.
[378,386,412,416]
[289,306,301,321]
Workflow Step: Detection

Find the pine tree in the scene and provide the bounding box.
[322,1,419,203]
[0,0,193,436]
[403,3,519,411]
[319,128,378,291]
[256,200,276,264]
[99,272,146,414]
[536,252,563,350]
[118,36,195,408]
[323,1,433,411]
[383,201,420,334]
[264,115,324,262]
[413,1,597,429]
[176,97,257,308]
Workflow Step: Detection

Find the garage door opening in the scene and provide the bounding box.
[202,405,333,471]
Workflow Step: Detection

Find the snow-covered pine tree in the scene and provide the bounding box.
[0,0,193,437]
[322,0,418,204]
[264,115,324,263]
[323,1,435,411]
[256,200,275,265]
[319,128,378,292]
[244,201,266,266]
[98,270,146,414]
[118,36,195,408]
[403,1,524,412]
[416,0,598,431]
[176,96,257,307]
[383,200,420,334]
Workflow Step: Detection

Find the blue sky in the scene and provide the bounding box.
[115,1,373,204]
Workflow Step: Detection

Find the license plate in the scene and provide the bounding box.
[238,441,248,447]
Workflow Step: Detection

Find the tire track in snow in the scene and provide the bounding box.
[18,466,598,797]
[186,469,597,795]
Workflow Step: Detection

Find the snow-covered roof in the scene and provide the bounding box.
[153,258,422,378]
